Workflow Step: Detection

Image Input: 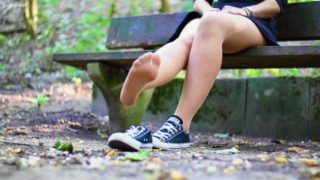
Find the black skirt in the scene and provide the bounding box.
[213,0,280,46]
[174,0,288,46]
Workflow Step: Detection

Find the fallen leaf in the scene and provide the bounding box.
[60,143,74,153]
[52,140,74,153]
[106,150,117,157]
[170,171,187,180]
[206,166,218,173]
[223,166,236,175]
[233,145,240,150]
[72,77,82,85]
[4,127,14,133]
[257,154,269,161]
[53,140,61,149]
[6,147,22,154]
[232,158,244,165]
[125,150,151,161]
[300,158,319,167]
[74,141,84,146]
[287,147,310,154]
[150,157,161,164]
[275,157,288,164]
[4,156,22,166]
[97,129,108,139]
[111,159,127,166]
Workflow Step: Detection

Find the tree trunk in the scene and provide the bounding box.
[160,0,171,13]
[108,0,117,18]
[23,0,38,37]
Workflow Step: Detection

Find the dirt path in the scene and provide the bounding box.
[1,82,320,180]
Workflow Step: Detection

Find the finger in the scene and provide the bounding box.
[222,5,231,10]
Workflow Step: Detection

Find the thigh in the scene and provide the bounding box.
[179,18,201,38]
[220,14,267,53]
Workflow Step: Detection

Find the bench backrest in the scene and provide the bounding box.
[106,1,320,49]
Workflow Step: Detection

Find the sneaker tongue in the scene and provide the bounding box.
[167,116,183,126]
[159,115,182,133]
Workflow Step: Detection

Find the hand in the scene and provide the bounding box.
[203,7,221,15]
[221,5,246,16]
[193,0,220,14]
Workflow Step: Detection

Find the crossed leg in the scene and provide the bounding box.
[120,11,266,132]
[174,12,266,131]
[120,19,200,105]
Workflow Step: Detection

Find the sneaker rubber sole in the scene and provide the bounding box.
[152,138,191,150]
[108,133,153,151]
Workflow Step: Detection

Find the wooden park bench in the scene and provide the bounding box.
[53,1,320,133]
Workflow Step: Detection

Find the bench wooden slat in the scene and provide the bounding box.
[53,46,320,69]
[107,12,191,49]
[276,1,320,41]
[106,2,320,49]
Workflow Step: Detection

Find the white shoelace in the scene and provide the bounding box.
[153,122,181,141]
[126,126,145,137]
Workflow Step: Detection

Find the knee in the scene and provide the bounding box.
[176,34,194,49]
[198,12,226,37]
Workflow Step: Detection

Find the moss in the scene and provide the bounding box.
[148,79,183,114]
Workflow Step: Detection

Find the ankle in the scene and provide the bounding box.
[173,114,191,133]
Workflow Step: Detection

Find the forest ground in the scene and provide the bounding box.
[1,77,320,180]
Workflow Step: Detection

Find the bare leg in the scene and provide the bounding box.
[174,12,266,131]
[120,19,200,106]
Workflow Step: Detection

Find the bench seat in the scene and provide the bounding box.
[53,45,320,70]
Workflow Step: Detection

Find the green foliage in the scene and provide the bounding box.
[53,140,74,153]
[0,64,5,72]
[181,1,193,11]
[36,95,49,107]
[246,69,263,77]
[0,34,7,44]
[125,150,151,161]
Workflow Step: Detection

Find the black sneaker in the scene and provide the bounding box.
[152,115,191,150]
[107,125,153,151]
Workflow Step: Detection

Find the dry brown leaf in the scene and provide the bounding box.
[4,127,14,133]
[287,147,310,154]
[232,158,244,165]
[223,166,236,175]
[257,154,269,161]
[6,147,22,154]
[151,157,161,164]
[300,158,319,167]
[170,171,187,180]
[106,150,116,157]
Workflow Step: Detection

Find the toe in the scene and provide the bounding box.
[152,54,161,66]
[144,53,153,61]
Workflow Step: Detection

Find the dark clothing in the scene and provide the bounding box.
[213,0,288,45]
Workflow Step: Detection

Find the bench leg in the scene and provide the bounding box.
[87,63,154,133]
